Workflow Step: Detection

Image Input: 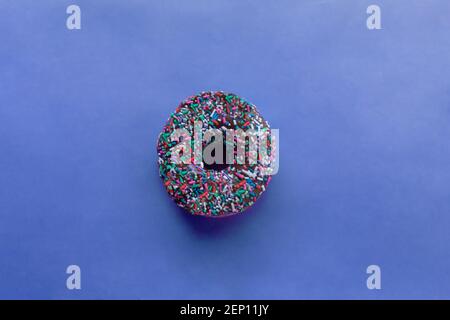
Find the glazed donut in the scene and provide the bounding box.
[157,91,274,217]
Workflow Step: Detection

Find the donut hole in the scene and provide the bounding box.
[203,138,230,171]
[204,162,229,171]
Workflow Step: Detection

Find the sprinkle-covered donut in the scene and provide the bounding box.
[157,91,275,217]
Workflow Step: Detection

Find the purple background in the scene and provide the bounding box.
[1,0,450,299]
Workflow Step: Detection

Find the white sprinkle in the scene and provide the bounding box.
[242,169,256,178]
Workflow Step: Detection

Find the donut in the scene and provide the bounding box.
[157,91,275,217]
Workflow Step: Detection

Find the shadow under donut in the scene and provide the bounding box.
[175,192,269,238]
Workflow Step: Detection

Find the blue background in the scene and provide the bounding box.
[1,0,450,299]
